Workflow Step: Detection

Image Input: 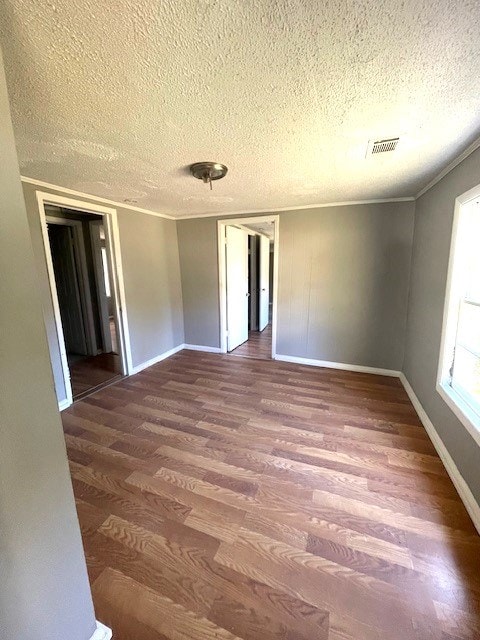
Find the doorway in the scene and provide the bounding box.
[38,192,131,408]
[218,215,279,360]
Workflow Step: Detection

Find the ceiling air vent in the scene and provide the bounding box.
[367,137,399,156]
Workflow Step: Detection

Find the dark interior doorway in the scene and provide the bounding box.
[47,206,122,400]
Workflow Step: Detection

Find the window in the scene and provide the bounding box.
[438,189,480,443]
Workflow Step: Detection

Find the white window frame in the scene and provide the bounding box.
[437,183,480,447]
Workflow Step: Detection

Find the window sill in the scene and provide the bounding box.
[437,381,480,447]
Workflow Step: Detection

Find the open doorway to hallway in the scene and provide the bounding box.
[45,203,124,401]
[218,215,278,361]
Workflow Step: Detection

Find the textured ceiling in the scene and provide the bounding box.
[244,221,275,240]
[1,0,480,218]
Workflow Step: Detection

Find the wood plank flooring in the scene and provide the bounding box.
[62,350,480,640]
[230,324,272,360]
[69,352,123,400]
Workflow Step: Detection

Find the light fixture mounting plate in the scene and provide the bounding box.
[190,162,228,183]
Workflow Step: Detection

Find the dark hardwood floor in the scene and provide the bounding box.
[230,323,272,360]
[69,352,123,400]
[62,350,480,640]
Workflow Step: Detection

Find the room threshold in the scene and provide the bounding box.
[228,323,272,361]
[69,352,124,401]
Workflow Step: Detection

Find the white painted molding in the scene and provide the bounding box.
[399,373,480,535]
[58,398,72,412]
[178,197,415,220]
[36,190,133,408]
[274,354,401,377]
[415,134,480,199]
[21,176,175,220]
[90,621,112,640]
[130,344,184,375]
[130,343,225,373]
[183,344,222,353]
[22,176,414,221]
[21,133,480,218]
[434,183,480,447]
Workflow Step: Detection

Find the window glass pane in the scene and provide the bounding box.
[452,345,480,410]
[456,301,480,357]
[449,201,480,418]
[464,205,480,302]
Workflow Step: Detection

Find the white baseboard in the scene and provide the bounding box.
[130,344,184,375]
[58,398,72,412]
[90,621,112,640]
[130,343,224,375]
[183,343,222,353]
[274,354,401,377]
[399,373,480,535]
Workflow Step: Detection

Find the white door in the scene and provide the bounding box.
[259,234,270,331]
[226,225,249,351]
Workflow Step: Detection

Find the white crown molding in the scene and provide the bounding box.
[21,130,480,220]
[415,134,480,199]
[20,176,175,220]
[399,373,480,535]
[21,178,414,220]
[175,197,415,220]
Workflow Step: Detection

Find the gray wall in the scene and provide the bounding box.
[177,202,415,370]
[117,210,184,367]
[23,183,185,402]
[0,49,96,640]
[177,217,220,347]
[277,203,414,369]
[404,146,480,503]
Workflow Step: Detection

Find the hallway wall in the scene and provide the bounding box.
[404,144,480,505]
[0,47,96,640]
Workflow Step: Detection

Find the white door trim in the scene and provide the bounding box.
[225,225,249,351]
[258,233,270,331]
[37,191,133,410]
[89,219,113,354]
[90,620,112,640]
[217,215,279,358]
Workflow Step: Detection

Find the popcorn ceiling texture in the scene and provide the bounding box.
[1,0,480,217]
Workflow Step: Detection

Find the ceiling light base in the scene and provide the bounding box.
[190,162,228,189]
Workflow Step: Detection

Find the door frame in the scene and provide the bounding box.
[217,215,279,358]
[258,233,270,332]
[37,191,133,409]
[89,219,114,354]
